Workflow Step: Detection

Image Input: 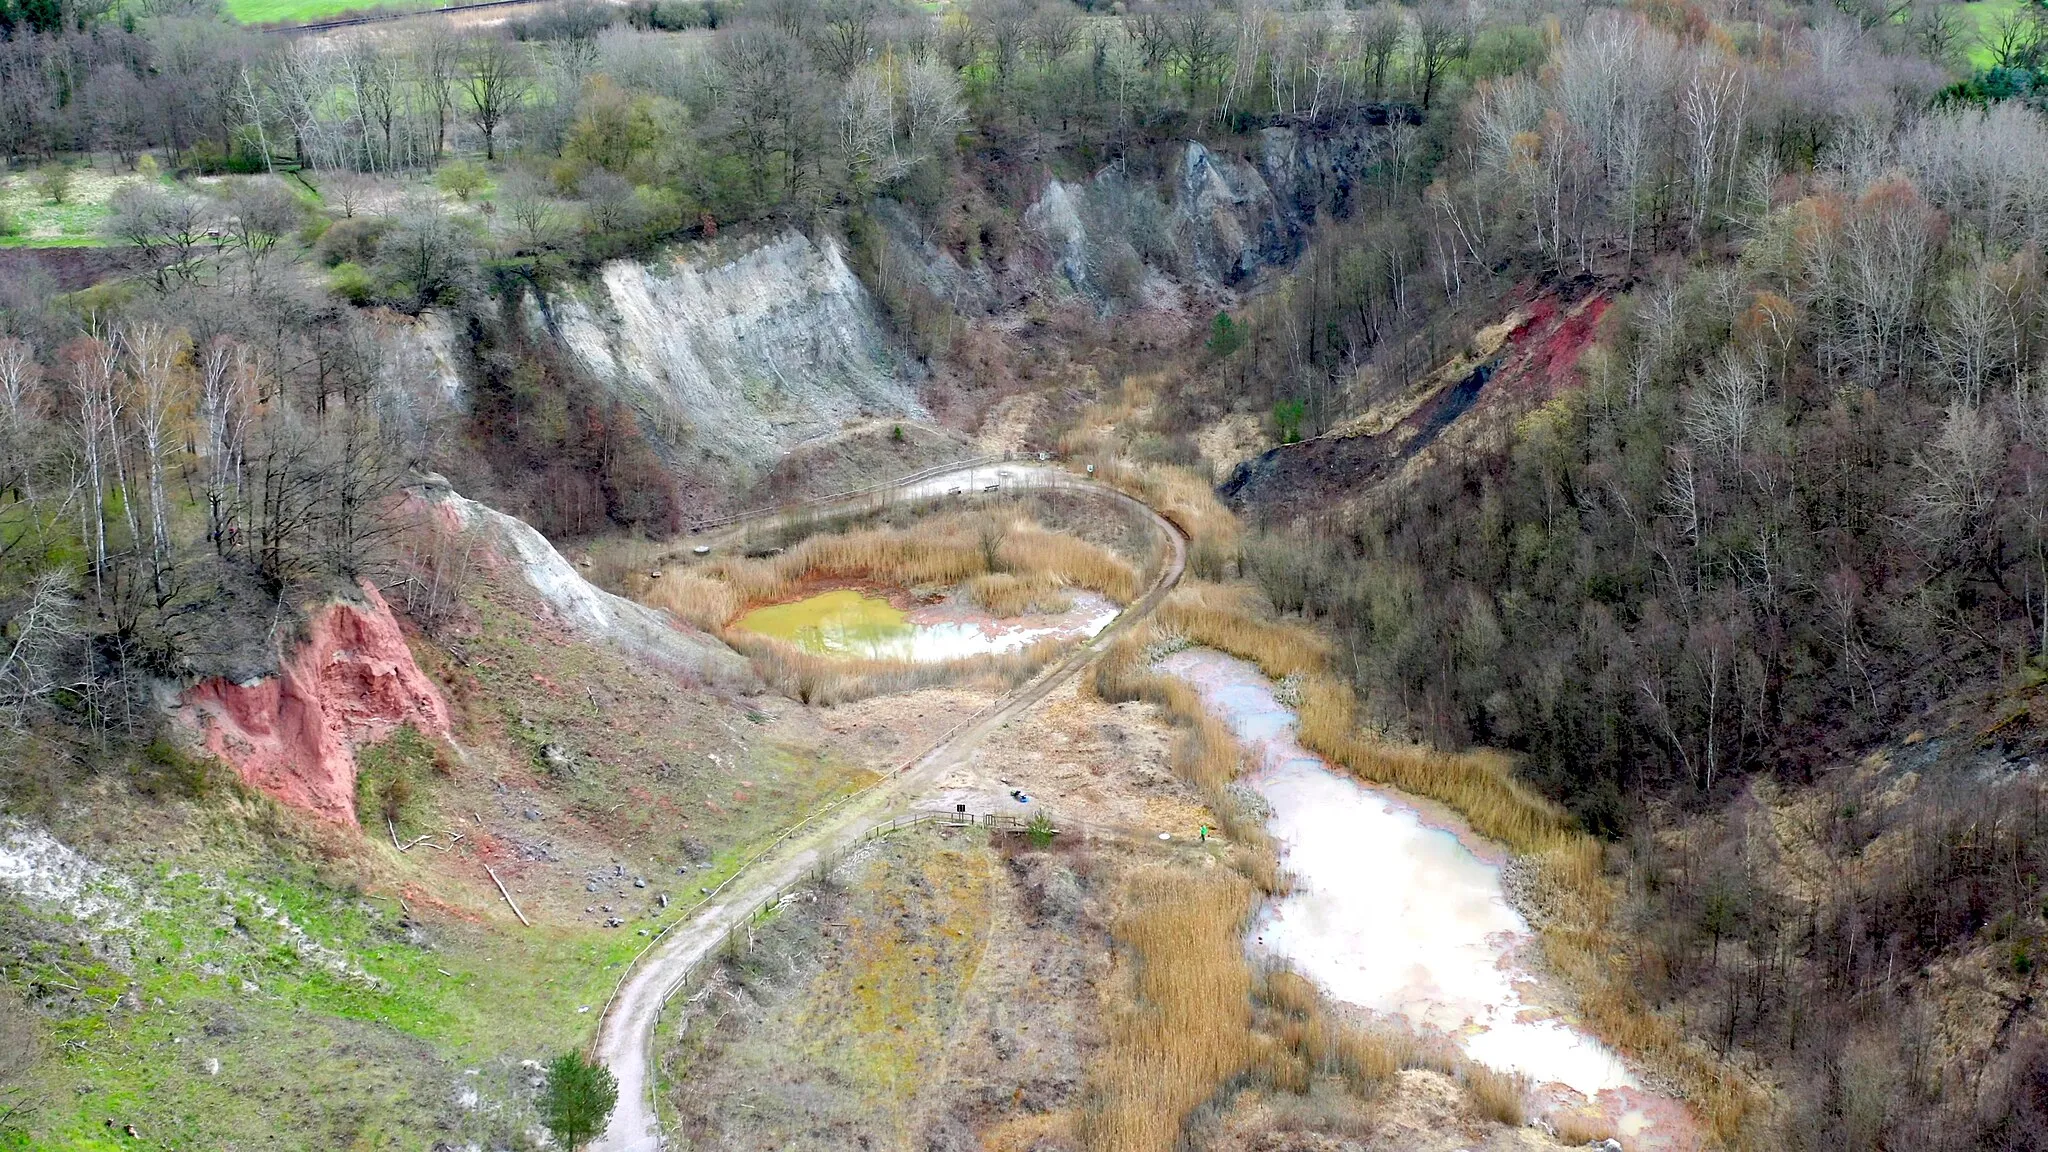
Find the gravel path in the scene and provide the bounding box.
[589,462,1187,1152]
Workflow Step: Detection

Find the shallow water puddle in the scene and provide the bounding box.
[1157,648,1693,1148]
[735,588,1118,661]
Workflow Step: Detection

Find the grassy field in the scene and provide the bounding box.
[221,0,433,24]
[0,167,143,250]
[3,802,640,1150]
[1,739,865,1151]
[658,830,997,1147]
[1957,0,2029,68]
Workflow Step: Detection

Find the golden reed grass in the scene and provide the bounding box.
[1082,867,1257,1152]
[964,572,1073,616]
[643,510,1140,632]
[725,632,1066,707]
[1056,383,1243,578]
[635,511,1141,703]
[1553,1111,1617,1144]
[1083,860,1496,1152]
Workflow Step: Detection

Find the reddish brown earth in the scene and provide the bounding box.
[179,582,451,826]
[1219,286,1613,521]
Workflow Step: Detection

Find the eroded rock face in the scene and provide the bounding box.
[543,232,926,475]
[1173,140,1292,285]
[179,583,450,827]
[406,476,757,690]
[1016,111,1426,304]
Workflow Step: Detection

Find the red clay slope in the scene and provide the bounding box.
[179,582,450,827]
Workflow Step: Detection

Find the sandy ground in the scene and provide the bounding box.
[915,676,1214,838]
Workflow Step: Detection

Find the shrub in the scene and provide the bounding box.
[1206,311,1243,356]
[34,166,71,205]
[1459,1064,1527,1126]
[1025,811,1056,848]
[435,160,488,202]
[354,726,438,831]
[328,261,374,305]
[314,215,388,267]
[135,738,223,800]
[1272,398,1306,444]
[373,207,482,312]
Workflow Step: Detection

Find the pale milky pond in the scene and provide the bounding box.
[1158,648,1690,1147]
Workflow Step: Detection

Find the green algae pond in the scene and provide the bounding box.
[733,587,1122,662]
[733,589,916,658]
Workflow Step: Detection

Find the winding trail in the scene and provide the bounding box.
[589,463,1186,1152]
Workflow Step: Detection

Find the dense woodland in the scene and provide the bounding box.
[5,0,2048,1144]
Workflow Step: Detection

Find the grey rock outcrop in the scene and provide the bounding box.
[1017,107,1425,304]
[542,232,926,476]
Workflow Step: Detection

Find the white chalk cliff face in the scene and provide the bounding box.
[544,232,927,475]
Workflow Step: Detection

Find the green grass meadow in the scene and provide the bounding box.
[220,0,433,24]
[1956,0,2031,68]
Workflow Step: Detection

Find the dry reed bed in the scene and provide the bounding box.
[964,572,1074,616]
[1082,868,1258,1152]
[1108,580,1768,1147]
[726,632,1065,707]
[1054,425,1754,1142]
[633,511,1141,704]
[1082,457,1241,580]
[1084,861,1536,1152]
[644,510,1140,632]
[1055,396,1241,580]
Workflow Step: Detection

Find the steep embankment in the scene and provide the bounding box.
[178,582,452,827]
[1007,109,1424,309]
[407,475,756,689]
[1221,289,1612,520]
[171,481,757,826]
[541,232,927,478]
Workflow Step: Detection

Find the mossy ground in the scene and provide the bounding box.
[0,167,154,249]
[659,829,998,1148]
[1,787,649,1150]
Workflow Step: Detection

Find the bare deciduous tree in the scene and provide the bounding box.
[460,34,530,161]
[1684,351,1769,467]
[1168,2,1232,106]
[1906,401,2005,564]
[498,173,563,252]
[1027,1,1082,68]
[0,573,79,731]
[812,0,883,77]
[1680,54,1745,244]
[105,186,216,291]
[413,21,463,162]
[1357,5,1404,100]
[903,59,967,158]
[123,324,187,607]
[837,66,898,193]
[1839,178,1939,385]
[973,0,1032,94]
[198,340,253,557]
[1411,5,1469,110]
[0,339,38,507]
